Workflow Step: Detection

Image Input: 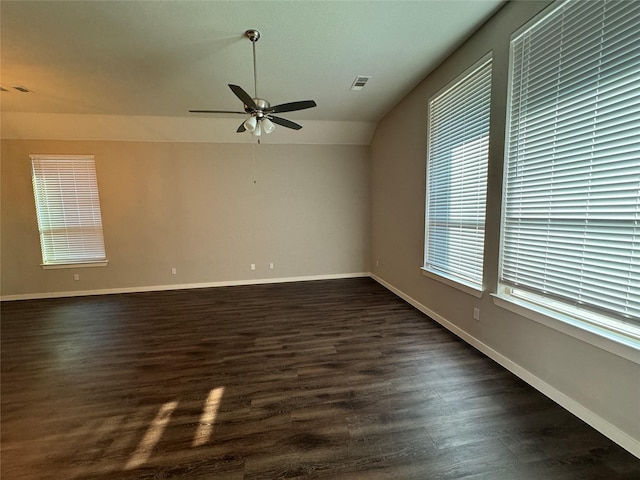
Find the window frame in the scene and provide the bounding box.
[30,154,109,269]
[495,0,640,355]
[423,54,493,297]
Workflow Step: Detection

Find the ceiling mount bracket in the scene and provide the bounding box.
[245,29,260,43]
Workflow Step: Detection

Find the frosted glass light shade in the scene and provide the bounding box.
[244,116,257,132]
[262,118,276,134]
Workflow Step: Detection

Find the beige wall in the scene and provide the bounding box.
[1,139,370,296]
[370,0,639,453]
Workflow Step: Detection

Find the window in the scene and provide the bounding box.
[31,154,108,267]
[500,0,640,332]
[424,56,492,293]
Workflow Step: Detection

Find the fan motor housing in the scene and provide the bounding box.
[246,98,270,117]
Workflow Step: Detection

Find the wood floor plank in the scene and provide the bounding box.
[2,278,638,479]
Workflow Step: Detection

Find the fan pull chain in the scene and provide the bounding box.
[252,142,257,184]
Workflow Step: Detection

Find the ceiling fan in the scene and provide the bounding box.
[189,29,317,137]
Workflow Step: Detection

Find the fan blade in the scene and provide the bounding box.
[266,100,316,114]
[229,84,257,110]
[237,122,247,133]
[269,115,302,130]
[189,110,247,114]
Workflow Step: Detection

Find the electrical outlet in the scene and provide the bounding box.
[250,264,256,271]
[171,267,177,275]
[269,262,274,270]
[473,307,480,321]
[73,273,80,281]
[375,259,379,267]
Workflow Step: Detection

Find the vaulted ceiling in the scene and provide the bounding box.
[1,0,505,126]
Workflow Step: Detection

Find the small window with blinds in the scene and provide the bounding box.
[424,55,492,293]
[31,155,108,268]
[500,0,640,331]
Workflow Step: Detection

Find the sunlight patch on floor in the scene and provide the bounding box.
[124,400,178,470]
[193,387,225,447]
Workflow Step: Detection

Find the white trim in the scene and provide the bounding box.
[1,112,376,146]
[41,261,109,270]
[492,294,640,365]
[370,273,640,459]
[420,267,483,298]
[30,154,95,161]
[0,272,370,302]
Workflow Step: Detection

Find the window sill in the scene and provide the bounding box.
[421,267,483,298]
[492,294,640,364]
[41,261,109,270]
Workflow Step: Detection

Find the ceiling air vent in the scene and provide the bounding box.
[13,86,32,93]
[350,76,371,91]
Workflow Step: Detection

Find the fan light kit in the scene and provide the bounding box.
[189,29,317,138]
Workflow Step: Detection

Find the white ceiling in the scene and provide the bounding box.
[1,0,505,125]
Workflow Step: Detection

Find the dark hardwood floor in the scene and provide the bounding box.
[2,278,638,479]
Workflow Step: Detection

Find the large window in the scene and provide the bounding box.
[424,56,492,292]
[31,154,108,267]
[500,0,640,332]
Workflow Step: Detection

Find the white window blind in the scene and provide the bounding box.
[501,0,640,323]
[31,155,107,266]
[425,57,492,289]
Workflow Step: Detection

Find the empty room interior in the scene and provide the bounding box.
[1,0,639,478]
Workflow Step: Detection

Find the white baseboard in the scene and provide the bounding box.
[0,272,370,301]
[370,274,640,459]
